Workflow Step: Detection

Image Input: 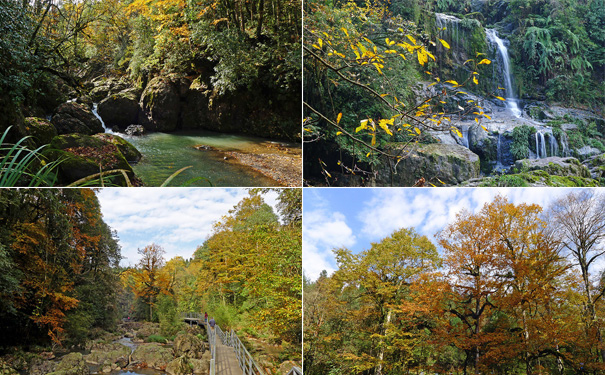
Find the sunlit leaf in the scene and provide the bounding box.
[478,58,491,65]
[337,113,342,124]
[439,39,450,49]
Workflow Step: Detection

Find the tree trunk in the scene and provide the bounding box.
[256,0,264,40]
[374,309,392,375]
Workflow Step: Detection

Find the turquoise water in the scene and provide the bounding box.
[122,130,282,187]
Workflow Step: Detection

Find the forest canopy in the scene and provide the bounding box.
[304,191,605,375]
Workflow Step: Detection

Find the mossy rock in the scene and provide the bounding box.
[174,333,205,359]
[513,157,590,178]
[93,134,142,163]
[47,134,134,186]
[376,143,480,186]
[166,356,194,375]
[18,117,58,149]
[51,102,103,135]
[47,353,89,375]
[97,88,141,129]
[84,343,131,365]
[131,343,174,370]
[474,170,599,187]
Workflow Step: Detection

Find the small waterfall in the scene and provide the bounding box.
[560,132,570,157]
[535,131,547,159]
[549,134,558,157]
[461,126,470,148]
[92,103,113,134]
[494,133,506,171]
[485,29,522,118]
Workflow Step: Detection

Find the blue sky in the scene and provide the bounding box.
[303,187,593,280]
[97,188,278,267]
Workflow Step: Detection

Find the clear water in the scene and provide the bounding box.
[123,130,280,187]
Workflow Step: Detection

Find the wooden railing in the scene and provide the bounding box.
[184,312,299,375]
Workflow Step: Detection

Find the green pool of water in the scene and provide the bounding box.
[123,130,281,187]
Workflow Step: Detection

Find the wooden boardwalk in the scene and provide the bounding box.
[215,338,243,375]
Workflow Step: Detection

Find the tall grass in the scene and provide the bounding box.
[0,127,61,187]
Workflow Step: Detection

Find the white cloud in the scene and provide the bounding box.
[303,208,356,280]
[96,188,271,266]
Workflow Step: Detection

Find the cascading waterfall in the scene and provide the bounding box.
[550,134,558,157]
[485,29,522,118]
[560,132,570,157]
[535,131,547,159]
[92,103,113,134]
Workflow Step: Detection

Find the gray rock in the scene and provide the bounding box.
[48,353,89,375]
[139,77,181,132]
[51,102,103,135]
[131,343,174,370]
[174,333,205,359]
[125,125,146,136]
[514,157,591,178]
[98,88,141,129]
[375,143,480,186]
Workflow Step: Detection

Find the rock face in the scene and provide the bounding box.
[47,353,89,375]
[48,133,135,186]
[174,333,205,359]
[375,143,481,186]
[97,88,141,129]
[514,157,591,178]
[131,343,174,370]
[139,77,181,132]
[51,102,104,135]
[18,117,58,148]
[89,77,130,102]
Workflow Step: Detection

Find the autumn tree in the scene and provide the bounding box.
[549,190,605,365]
[122,243,169,321]
[193,190,301,348]
[0,189,121,347]
[331,228,440,375]
[436,196,578,374]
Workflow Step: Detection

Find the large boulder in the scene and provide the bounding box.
[28,358,56,375]
[514,157,591,178]
[375,143,481,186]
[17,117,58,148]
[173,333,205,359]
[97,88,141,129]
[47,353,88,375]
[89,77,130,102]
[48,133,135,186]
[139,77,181,132]
[131,343,174,370]
[93,133,142,163]
[51,102,104,135]
[84,343,131,366]
[166,356,193,375]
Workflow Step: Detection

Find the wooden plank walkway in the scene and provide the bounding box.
[215,338,243,375]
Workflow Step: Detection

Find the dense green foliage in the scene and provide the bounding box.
[304,0,605,185]
[0,189,121,349]
[0,0,301,138]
